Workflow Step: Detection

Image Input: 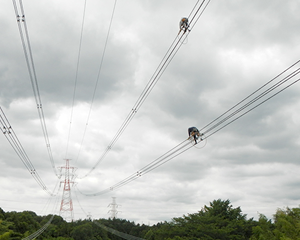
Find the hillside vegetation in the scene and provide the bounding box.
[1,199,300,240]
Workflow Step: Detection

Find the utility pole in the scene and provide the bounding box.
[108,197,119,219]
[59,159,76,222]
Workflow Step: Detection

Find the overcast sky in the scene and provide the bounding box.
[1,0,300,226]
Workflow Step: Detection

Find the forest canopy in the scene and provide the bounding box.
[1,199,300,240]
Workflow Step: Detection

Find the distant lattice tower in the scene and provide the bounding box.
[108,197,120,219]
[87,212,92,220]
[59,159,77,222]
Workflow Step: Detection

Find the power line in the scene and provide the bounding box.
[22,215,55,240]
[205,77,300,139]
[12,0,58,177]
[73,185,88,217]
[79,0,212,178]
[74,189,145,240]
[78,59,300,197]
[93,220,146,240]
[0,107,53,196]
[200,60,300,132]
[200,60,300,139]
[65,0,88,159]
[22,195,60,240]
[78,138,194,196]
[75,0,118,163]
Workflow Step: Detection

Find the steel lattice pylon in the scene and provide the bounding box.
[108,197,119,219]
[59,159,76,222]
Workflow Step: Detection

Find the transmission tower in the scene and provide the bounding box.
[87,212,92,220]
[108,197,120,219]
[59,159,77,222]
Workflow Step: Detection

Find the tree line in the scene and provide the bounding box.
[1,199,300,240]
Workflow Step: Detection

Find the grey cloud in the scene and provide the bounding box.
[1,0,300,225]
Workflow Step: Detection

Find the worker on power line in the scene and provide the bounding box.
[188,127,202,144]
[178,17,190,35]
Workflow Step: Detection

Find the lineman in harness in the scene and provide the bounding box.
[188,127,202,144]
[178,17,190,35]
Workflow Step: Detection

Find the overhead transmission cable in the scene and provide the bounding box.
[204,77,300,139]
[73,186,89,217]
[199,60,300,132]
[22,215,54,240]
[73,188,145,240]
[41,178,62,215]
[75,0,118,163]
[65,0,88,159]
[22,195,61,240]
[78,60,300,196]
[93,221,146,240]
[78,138,194,196]
[79,0,211,179]
[199,59,300,140]
[0,107,53,196]
[12,0,57,177]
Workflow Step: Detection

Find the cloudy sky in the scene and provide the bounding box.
[1,0,300,225]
